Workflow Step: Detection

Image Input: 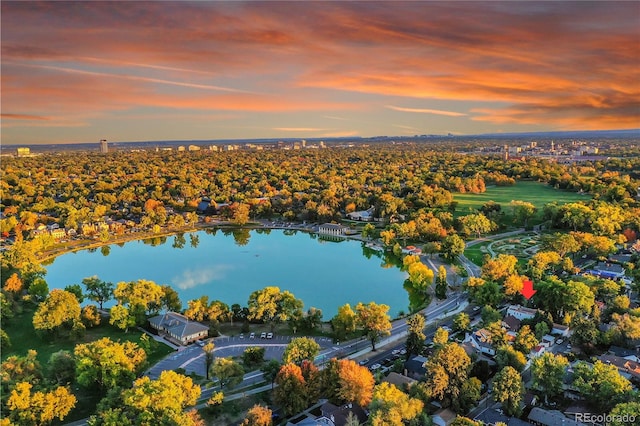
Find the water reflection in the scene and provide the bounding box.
[171,264,234,290]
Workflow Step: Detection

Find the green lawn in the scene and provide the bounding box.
[454,181,591,224]
[2,305,174,366]
[464,242,490,266]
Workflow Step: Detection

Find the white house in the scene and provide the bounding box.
[318,223,348,235]
[506,305,538,321]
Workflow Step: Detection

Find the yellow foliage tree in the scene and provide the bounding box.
[3,273,22,293]
[6,382,76,425]
[369,382,423,426]
[241,404,273,426]
[32,289,82,335]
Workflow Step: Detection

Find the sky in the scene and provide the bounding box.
[1,1,639,145]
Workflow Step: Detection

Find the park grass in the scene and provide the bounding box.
[2,304,174,365]
[464,242,490,266]
[454,181,591,224]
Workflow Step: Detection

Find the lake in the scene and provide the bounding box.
[44,228,410,318]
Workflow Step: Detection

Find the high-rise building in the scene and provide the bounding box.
[99,139,108,153]
[16,147,30,157]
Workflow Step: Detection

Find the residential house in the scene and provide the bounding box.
[608,345,640,362]
[551,323,571,337]
[528,408,586,426]
[502,315,522,332]
[346,207,375,222]
[474,408,531,426]
[464,329,496,357]
[148,312,209,346]
[540,335,556,348]
[585,262,625,280]
[404,355,428,380]
[432,408,456,426]
[506,305,537,321]
[288,402,368,426]
[383,372,417,390]
[530,345,546,359]
[599,354,640,381]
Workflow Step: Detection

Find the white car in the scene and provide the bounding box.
[370,363,382,371]
[260,332,267,339]
[556,339,564,345]
[249,332,255,339]
[267,332,273,339]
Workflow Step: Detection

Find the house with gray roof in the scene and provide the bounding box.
[148,312,209,345]
[528,408,586,426]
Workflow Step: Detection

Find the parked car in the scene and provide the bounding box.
[196,340,205,347]
[358,359,369,366]
[369,363,382,371]
[556,339,564,345]
[260,332,267,339]
[249,332,255,339]
[267,332,273,339]
[239,333,244,339]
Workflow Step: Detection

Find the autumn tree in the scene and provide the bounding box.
[3,273,23,294]
[322,358,375,407]
[241,404,273,426]
[424,342,471,406]
[32,289,84,337]
[355,302,392,350]
[453,312,471,333]
[459,213,493,239]
[531,352,568,403]
[75,337,147,389]
[481,254,518,283]
[331,303,357,341]
[1,350,43,396]
[89,370,202,425]
[210,357,244,390]
[274,363,309,416]
[492,366,524,416]
[441,234,465,261]
[109,304,135,332]
[82,276,114,310]
[283,337,320,365]
[435,265,448,299]
[368,382,423,426]
[247,286,303,332]
[495,345,527,372]
[433,327,449,348]
[572,360,632,411]
[514,325,538,354]
[113,279,164,324]
[6,382,76,426]
[406,314,426,358]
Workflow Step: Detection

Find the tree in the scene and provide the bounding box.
[27,278,48,303]
[481,254,518,283]
[247,286,303,332]
[369,382,423,426]
[261,359,281,390]
[572,360,632,411]
[495,345,527,372]
[113,279,164,322]
[457,377,482,413]
[81,304,101,328]
[211,357,244,390]
[283,337,320,365]
[274,363,309,416]
[64,283,84,303]
[435,265,448,299]
[206,391,224,415]
[82,276,114,310]
[514,325,538,354]
[3,273,23,293]
[424,343,471,406]
[6,382,76,426]
[459,213,494,239]
[492,366,524,416]
[531,352,568,403]
[510,200,536,228]
[243,346,265,368]
[450,417,481,426]
[231,203,251,225]
[75,337,147,389]
[47,350,76,385]
[433,327,449,347]
[334,359,375,407]
[109,304,135,332]
[1,350,43,394]
[241,404,273,426]
[92,370,202,426]
[406,314,426,358]
[356,302,392,351]
[441,234,465,261]
[161,285,182,312]
[204,342,216,380]
[185,296,209,321]
[33,289,83,337]
[609,402,640,426]
[453,312,471,333]
[332,303,357,341]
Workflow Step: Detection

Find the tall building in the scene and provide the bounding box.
[99,139,108,153]
[16,147,30,157]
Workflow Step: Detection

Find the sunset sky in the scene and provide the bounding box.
[2,1,639,145]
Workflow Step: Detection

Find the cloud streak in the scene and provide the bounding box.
[172,265,233,290]
[1,1,638,143]
[386,105,467,117]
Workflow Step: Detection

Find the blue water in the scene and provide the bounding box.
[44,229,409,318]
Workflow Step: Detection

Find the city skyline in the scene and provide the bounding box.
[1,1,639,145]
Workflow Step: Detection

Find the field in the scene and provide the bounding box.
[454,180,591,224]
